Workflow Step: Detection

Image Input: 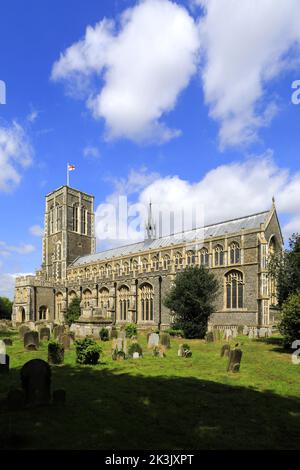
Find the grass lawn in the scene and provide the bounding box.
[0,330,300,450]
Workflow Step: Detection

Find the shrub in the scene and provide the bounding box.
[99,328,109,342]
[128,343,143,357]
[75,338,102,365]
[65,297,81,326]
[165,328,184,338]
[48,341,64,365]
[159,332,171,349]
[125,323,137,338]
[110,327,118,339]
[279,291,300,348]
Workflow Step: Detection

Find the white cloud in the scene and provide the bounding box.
[198,0,300,147]
[52,0,200,143]
[27,109,39,123]
[0,241,35,255]
[95,155,300,247]
[0,121,33,191]
[83,146,100,158]
[29,224,44,237]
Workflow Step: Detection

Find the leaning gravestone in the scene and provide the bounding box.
[40,327,50,341]
[59,334,71,350]
[220,344,231,358]
[53,325,65,339]
[19,325,30,339]
[20,359,51,406]
[227,348,243,373]
[24,331,39,351]
[148,333,159,349]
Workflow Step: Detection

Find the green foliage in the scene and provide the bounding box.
[99,328,109,341]
[48,340,64,364]
[182,343,190,351]
[0,297,12,319]
[164,266,219,339]
[159,332,171,348]
[164,328,184,337]
[110,327,118,339]
[75,338,102,365]
[278,291,300,348]
[128,342,143,357]
[268,234,300,308]
[65,297,81,326]
[125,323,137,338]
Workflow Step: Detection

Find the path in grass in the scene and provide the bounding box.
[0,331,300,449]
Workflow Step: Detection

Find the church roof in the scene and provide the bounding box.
[71,210,269,267]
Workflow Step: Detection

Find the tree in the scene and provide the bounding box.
[278,291,300,348]
[268,233,300,308]
[64,297,81,326]
[0,297,13,319]
[164,266,219,339]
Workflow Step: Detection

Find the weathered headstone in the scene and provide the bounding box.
[178,344,185,357]
[3,338,12,346]
[117,338,123,351]
[20,359,51,406]
[159,332,171,349]
[24,331,39,351]
[0,354,9,374]
[6,388,25,411]
[243,326,249,336]
[224,329,233,341]
[133,352,140,359]
[59,334,71,350]
[39,327,50,341]
[248,328,254,339]
[220,344,231,358]
[148,333,159,349]
[19,325,30,339]
[227,348,243,373]
[259,327,268,338]
[53,325,64,339]
[53,389,66,406]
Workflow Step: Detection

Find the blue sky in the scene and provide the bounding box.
[1,0,300,298]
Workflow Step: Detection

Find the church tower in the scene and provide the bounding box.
[42,186,96,280]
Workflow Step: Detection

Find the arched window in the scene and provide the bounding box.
[100,266,104,278]
[99,287,109,312]
[107,264,112,277]
[225,270,244,309]
[142,258,148,272]
[82,289,92,308]
[174,252,183,268]
[55,293,64,319]
[163,255,170,270]
[230,242,240,264]
[200,248,209,266]
[39,305,48,320]
[72,205,79,232]
[152,256,159,270]
[140,283,154,321]
[116,263,121,276]
[81,206,88,235]
[132,259,138,271]
[187,251,196,265]
[268,236,277,305]
[118,286,130,321]
[124,262,129,275]
[214,245,224,266]
[68,290,77,302]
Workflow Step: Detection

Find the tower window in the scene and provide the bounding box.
[73,205,78,232]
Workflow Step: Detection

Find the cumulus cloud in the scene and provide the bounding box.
[52,0,200,143]
[95,155,300,247]
[198,0,300,147]
[0,121,33,191]
[29,225,44,237]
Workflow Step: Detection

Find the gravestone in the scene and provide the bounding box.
[20,359,51,406]
[253,328,259,338]
[148,333,159,349]
[243,326,249,336]
[205,332,214,343]
[39,327,50,341]
[248,329,254,339]
[19,325,30,339]
[53,389,66,406]
[53,325,64,339]
[7,388,25,411]
[159,332,171,349]
[117,338,123,351]
[227,348,243,373]
[259,327,268,338]
[232,328,238,338]
[133,352,140,359]
[24,331,39,351]
[237,325,244,335]
[224,329,232,341]
[178,344,185,357]
[59,334,71,350]
[0,354,9,374]
[220,344,231,358]
[3,338,12,346]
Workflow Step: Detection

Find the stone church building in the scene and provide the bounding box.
[12,185,283,335]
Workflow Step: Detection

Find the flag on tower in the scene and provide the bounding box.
[67,163,76,186]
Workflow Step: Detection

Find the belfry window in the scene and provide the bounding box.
[73,205,78,232]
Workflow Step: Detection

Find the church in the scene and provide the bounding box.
[12,184,283,335]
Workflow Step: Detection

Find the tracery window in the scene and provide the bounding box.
[214,245,224,266]
[230,242,240,264]
[82,289,92,308]
[118,286,130,321]
[99,287,109,312]
[140,283,154,321]
[163,255,170,270]
[225,270,244,309]
[187,251,196,265]
[200,248,209,266]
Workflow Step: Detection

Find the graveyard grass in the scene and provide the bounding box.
[1,331,300,450]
